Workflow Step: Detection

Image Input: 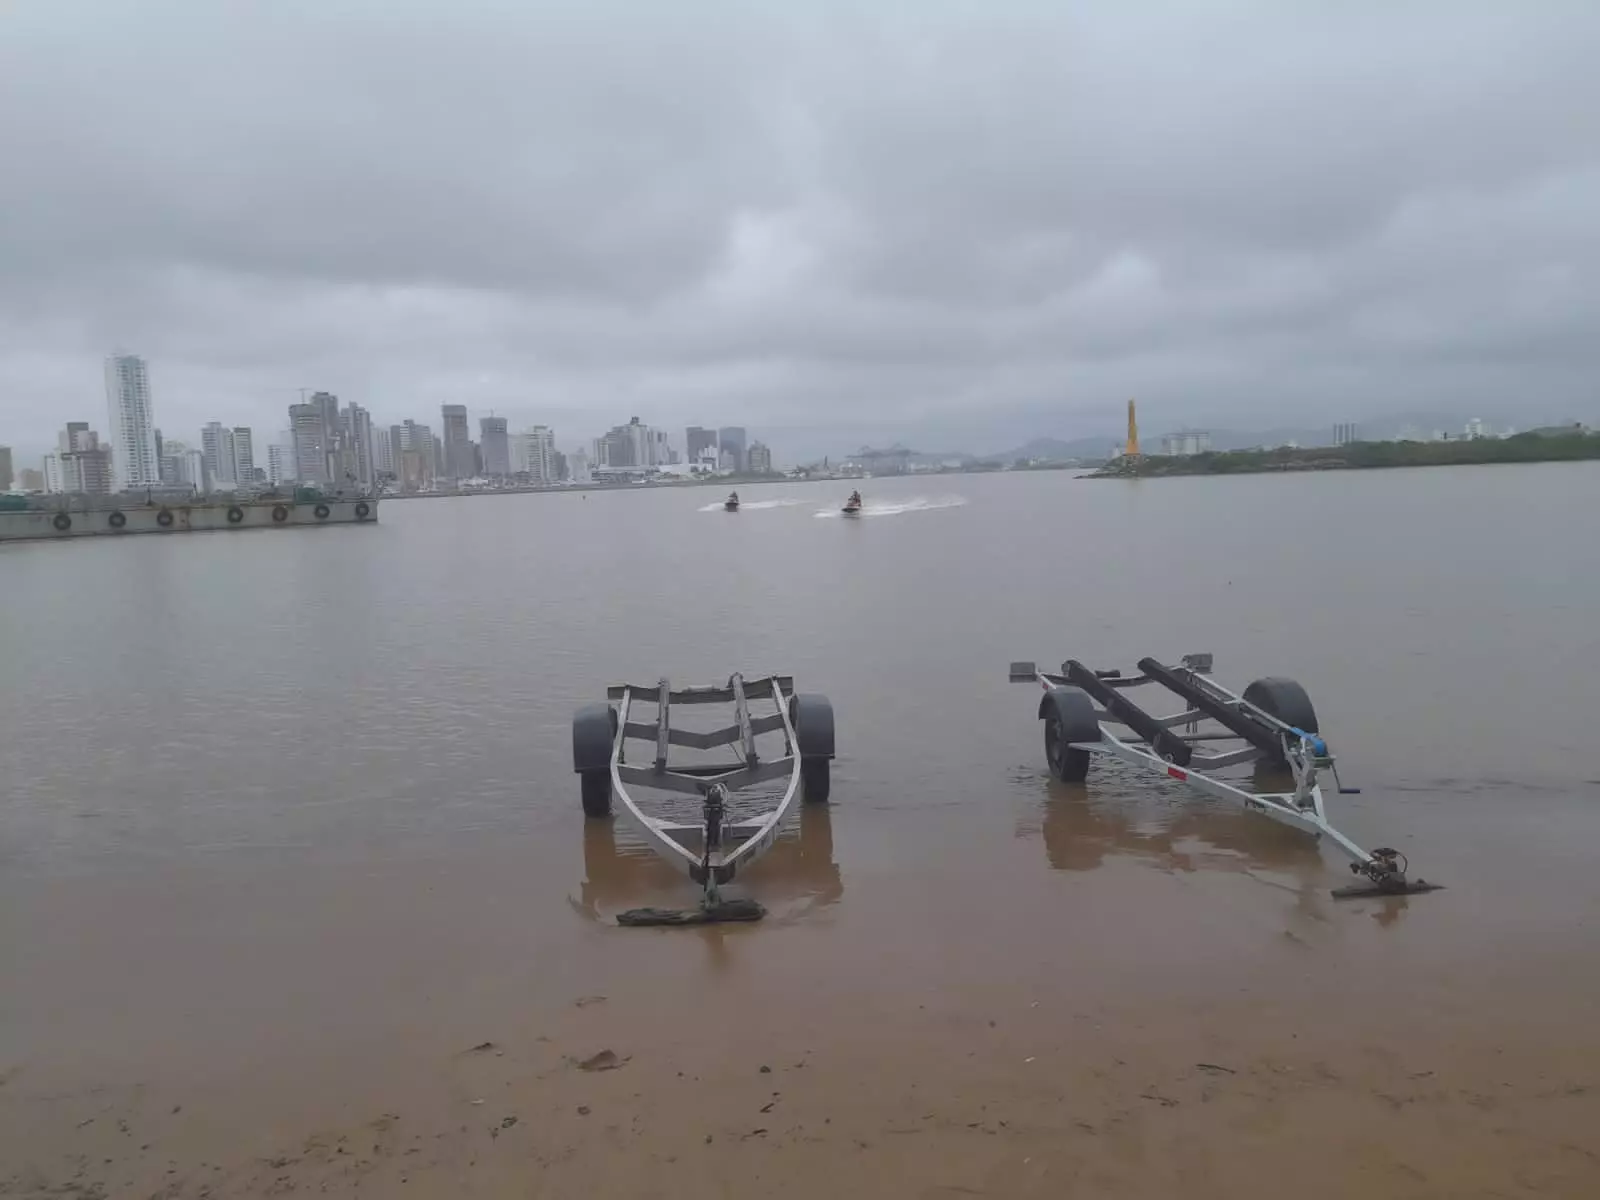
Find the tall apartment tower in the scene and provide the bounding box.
[441,404,473,479]
[718,426,747,472]
[105,353,160,488]
[479,416,511,477]
[231,427,255,482]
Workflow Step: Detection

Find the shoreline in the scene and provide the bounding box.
[1089,432,1599,479]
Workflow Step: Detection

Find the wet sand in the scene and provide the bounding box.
[6,790,1600,1199]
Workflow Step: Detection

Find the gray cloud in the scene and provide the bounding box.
[3,0,1598,461]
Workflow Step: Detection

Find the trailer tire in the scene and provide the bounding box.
[789,694,835,803]
[580,770,613,819]
[1039,686,1098,782]
[1242,677,1319,763]
[573,702,617,775]
[800,758,831,804]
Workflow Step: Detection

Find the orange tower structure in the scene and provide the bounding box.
[1125,399,1140,457]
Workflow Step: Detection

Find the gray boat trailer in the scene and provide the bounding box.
[607,673,804,909]
[1010,655,1437,897]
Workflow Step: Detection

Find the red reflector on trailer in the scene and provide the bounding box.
[1167,766,1187,781]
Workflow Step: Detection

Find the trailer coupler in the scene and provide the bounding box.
[1333,848,1444,899]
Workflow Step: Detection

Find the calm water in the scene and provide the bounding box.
[4,464,1600,1074]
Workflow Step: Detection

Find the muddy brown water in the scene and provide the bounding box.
[3,465,1599,1197]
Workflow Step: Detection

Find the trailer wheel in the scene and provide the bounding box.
[580,771,613,819]
[573,702,618,817]
[1039,686,1097,782]
[800,758,831,804]
[1242,677,1319,762]
[789,693,835,804]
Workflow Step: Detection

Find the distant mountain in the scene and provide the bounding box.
[986,436,1119,462]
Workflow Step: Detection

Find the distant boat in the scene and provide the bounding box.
[724,493,740,512]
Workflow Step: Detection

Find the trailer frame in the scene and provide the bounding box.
[1009,654,1436,897]
[574,674,834,918]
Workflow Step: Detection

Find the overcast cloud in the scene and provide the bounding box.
[2,0,1597,460]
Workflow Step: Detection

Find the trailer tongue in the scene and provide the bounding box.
[1009,654,1439,898]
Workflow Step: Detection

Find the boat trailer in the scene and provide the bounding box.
[572,673,835,925]
[1009,654,1439,897]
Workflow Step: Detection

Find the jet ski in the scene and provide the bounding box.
[724,492,740,512]
[841,492,862,515]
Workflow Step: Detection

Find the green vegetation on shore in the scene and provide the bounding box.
[1093,428,1599,478]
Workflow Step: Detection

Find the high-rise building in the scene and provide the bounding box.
[480,416,511,477]
[202,422,236,486]
[0,445,12,491]
[340,403,375,486]
[231,428,255,482]
[628,419,648,467]
[289,391,343,482]
[104,353,159,489]
[441,404,473,479]
[372,424,394,476]
[18,467,43,491]
[289,402,330,483]
[70,446,115,494]
[183,448,206,489]
[687,426,717,463]
[718,426,747,472]
[50,425,114,494]
[596,419,645,468]
[159,438,188,486]
[1333,422,1360,446]
[515,426,556,482]
[747,441,773,473]
[267,439,294,486]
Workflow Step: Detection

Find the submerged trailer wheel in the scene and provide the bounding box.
[800,758,831,804]
[1242,677,1319,762]
[573,702,618,819]
[580,771,613,819]
[789,693,835,804]
[1039,686,1098,783]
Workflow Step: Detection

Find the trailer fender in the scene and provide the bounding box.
[789,693,835,760]
[572,703,618,773]
[1037,685,1099,739]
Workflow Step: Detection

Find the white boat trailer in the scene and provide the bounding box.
[1010,654,1438,897]
[572,674,835,924]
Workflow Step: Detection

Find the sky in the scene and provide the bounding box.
[2,0,1597,464]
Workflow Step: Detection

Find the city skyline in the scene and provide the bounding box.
[8,354,804,494]
[5,347,1584,495]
